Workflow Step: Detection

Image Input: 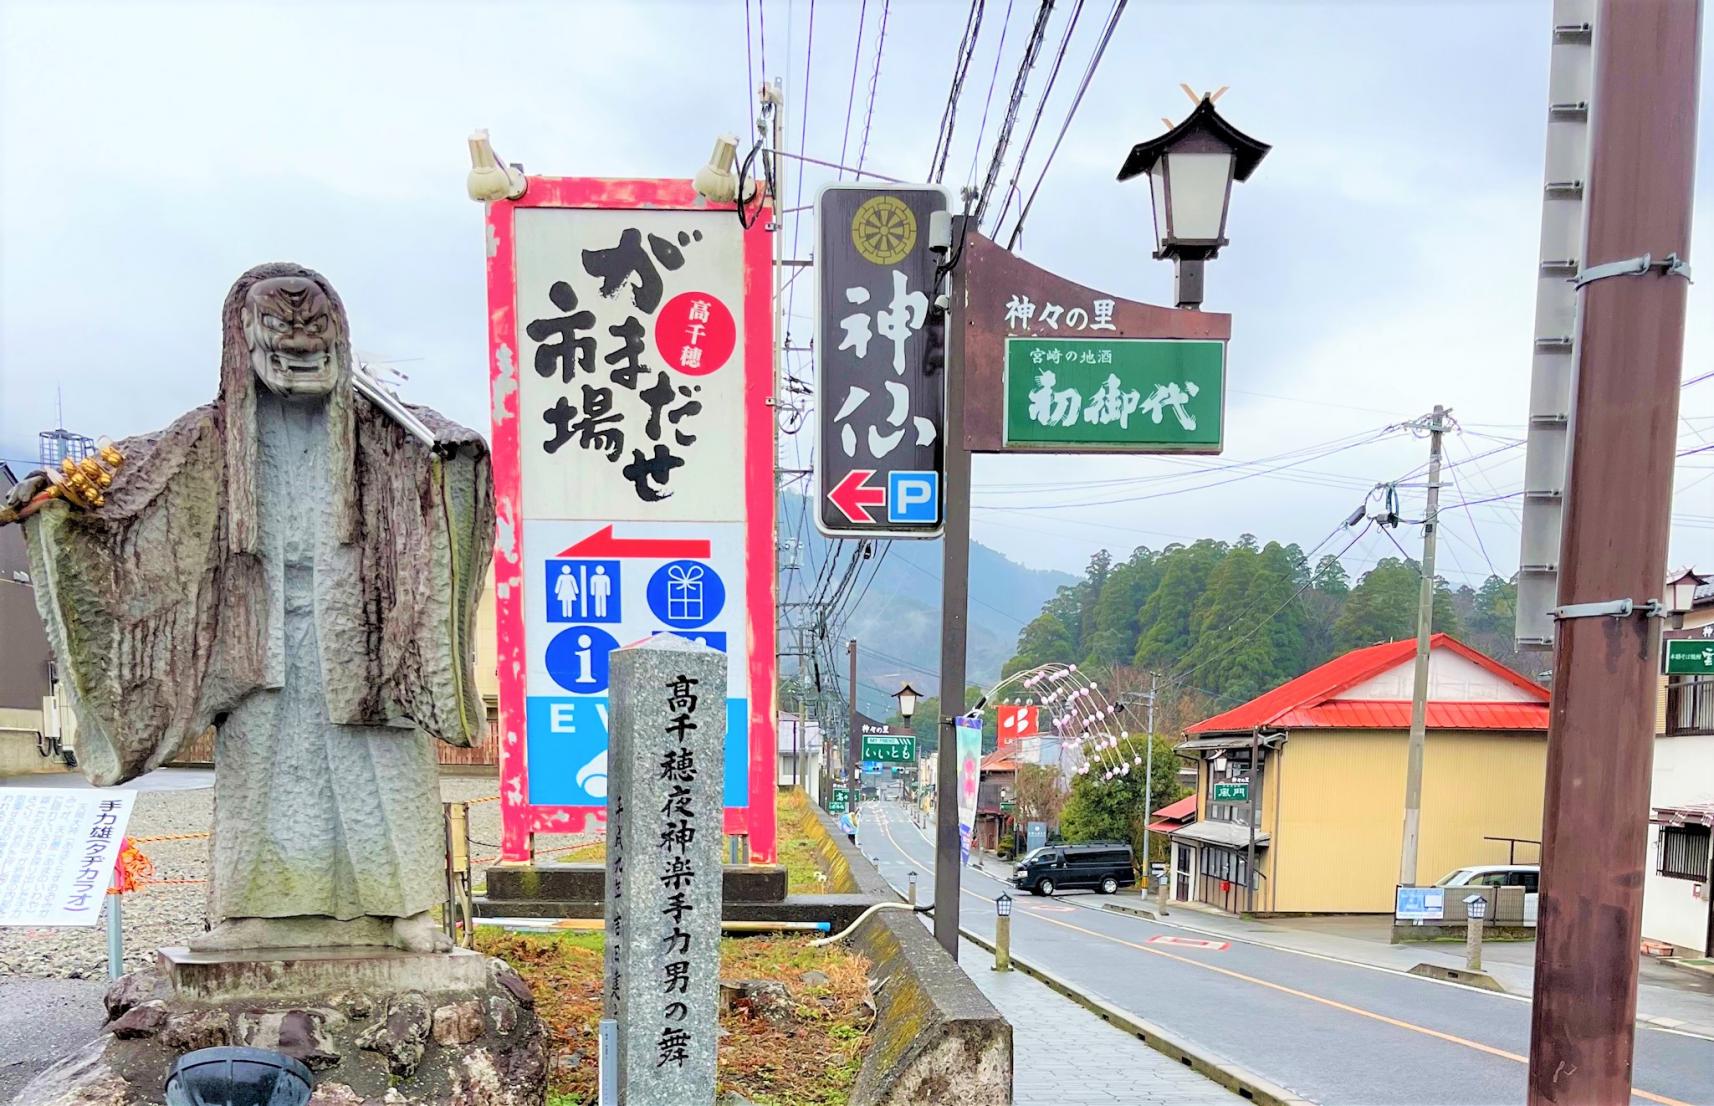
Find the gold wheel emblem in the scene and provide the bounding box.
[851,195,916,265]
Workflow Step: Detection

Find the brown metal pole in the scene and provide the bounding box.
[1528,3,1701,1102]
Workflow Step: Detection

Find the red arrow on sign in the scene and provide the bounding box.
[557,525,711,560]
[829,469,886,525]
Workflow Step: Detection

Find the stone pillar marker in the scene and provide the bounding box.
[604,634,727,1106]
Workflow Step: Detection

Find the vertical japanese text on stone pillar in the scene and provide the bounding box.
[603,634,726,1106]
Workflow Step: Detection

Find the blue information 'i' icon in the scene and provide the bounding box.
[544,625,621,694]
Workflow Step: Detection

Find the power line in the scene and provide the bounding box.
[930,0,987,182]
[1005,0,1128,249]
[834,0,869,181]
[990,0,1086,234]
[855,0,892,175]
[963,0,1018,191]
[973,0,1056,227]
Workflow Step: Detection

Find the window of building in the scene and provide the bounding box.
[1658,825,1711,882]
[1666,675,1714,736]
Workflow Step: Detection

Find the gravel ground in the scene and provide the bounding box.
[0,771,597,981]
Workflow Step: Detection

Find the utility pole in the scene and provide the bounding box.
[847,639,860,778]
[1246,727,1259,916]
[1529,2,1700,1102]
[1397,404,1447,888]
[1131,674,1160,895]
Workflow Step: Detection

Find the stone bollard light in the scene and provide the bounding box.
[1463,893,1487,972]
[994,894,1013,973]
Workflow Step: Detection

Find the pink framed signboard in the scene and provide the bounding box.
[486,178,776,862]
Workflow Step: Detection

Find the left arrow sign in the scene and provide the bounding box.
[829,469,886,525]
[558,525,712,560]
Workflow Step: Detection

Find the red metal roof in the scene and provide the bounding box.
[1146,795,1199,834]
[1185,633,1549,735]
[980,747,1018,773]
[1150,795,1197,822]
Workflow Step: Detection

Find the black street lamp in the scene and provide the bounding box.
[1118,95,1270,310]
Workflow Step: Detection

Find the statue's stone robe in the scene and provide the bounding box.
[22,263,492,922]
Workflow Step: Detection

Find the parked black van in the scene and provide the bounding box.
[1011,842,1136,896]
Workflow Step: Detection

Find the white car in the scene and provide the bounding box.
[1434,864,1540,925]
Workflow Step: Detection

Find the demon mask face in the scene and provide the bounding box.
[242,276,342,397]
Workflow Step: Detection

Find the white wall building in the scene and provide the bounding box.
[1643,585,1714,956]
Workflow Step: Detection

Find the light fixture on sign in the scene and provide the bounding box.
[466,129,526,202]
[1117,94,1270,309]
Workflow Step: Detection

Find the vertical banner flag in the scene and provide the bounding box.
[488,180,776,862]
[954,715,982,865]
[815,184,951,537]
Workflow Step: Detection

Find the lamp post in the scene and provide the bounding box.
[1117,95,1271,310]
[1666,568,1709,629]
[994,893,1014,972]
[892,683,921,726]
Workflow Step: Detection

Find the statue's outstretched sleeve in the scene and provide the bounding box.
[347,399,494,747]
[22,408,255,784]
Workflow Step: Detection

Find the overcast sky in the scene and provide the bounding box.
[2,0,1710,590]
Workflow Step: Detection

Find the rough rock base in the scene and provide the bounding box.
[15,948,546,1106]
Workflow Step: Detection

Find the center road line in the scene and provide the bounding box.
[870,804,1692,1106]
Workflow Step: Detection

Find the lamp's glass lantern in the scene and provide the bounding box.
[1119,97,1269,260]
[1666,568,1708,614]
[893,683,922,724]
[1463,893,1488,921]
[995,893,1013,917]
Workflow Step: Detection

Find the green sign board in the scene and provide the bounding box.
[828,787,852,814]
[1003,337,1225,452]
[860,732,917,763]
[1213,781,1250,804]
[1664,637,1714,675]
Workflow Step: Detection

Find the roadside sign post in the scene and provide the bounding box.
[486,178,777,863]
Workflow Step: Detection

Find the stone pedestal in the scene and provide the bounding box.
[16,947,546,1106]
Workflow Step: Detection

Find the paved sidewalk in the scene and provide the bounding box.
[958,939,1238,1105]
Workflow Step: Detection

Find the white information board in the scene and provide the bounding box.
[0,787,136,927]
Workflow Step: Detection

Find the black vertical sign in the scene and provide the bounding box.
[815,184,950,538]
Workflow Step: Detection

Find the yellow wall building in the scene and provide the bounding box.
[1168,634,1550,915]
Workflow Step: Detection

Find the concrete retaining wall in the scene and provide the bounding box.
[788,793,1013,1105]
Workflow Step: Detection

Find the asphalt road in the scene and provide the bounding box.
[859,801,1714,1106]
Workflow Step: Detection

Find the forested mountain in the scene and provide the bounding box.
[1001,533,1529,727]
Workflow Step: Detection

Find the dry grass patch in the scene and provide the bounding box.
[477,928,872,1106]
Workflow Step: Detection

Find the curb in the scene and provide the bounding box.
[1407,963,1506,993]
[959,928,1316,1106]
[1104,901,1161,921]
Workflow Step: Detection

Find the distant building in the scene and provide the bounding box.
[1170,634,1550,915]
[38,427,94,470]
[1644,575,1714,957]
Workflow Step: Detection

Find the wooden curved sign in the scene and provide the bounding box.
[951,232,1232,455]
